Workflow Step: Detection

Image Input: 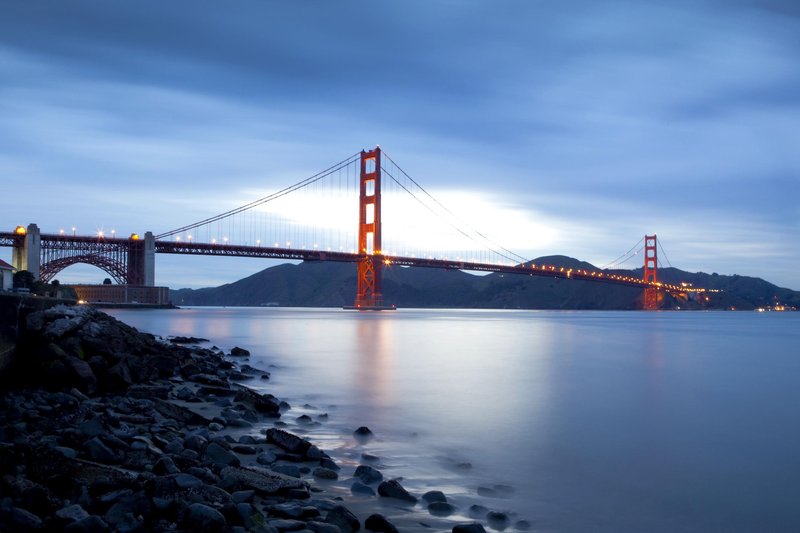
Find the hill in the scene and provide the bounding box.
[170,256,800,310]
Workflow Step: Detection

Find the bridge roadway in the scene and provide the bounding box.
[0,231,690,293]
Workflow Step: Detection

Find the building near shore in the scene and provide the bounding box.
[69,284,170,306]
[0,259,13,291]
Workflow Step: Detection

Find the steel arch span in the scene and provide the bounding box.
[39,254,128,285]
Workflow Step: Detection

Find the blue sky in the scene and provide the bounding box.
[1,1,798,290]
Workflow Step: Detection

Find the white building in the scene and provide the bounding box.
[0,259,13,291]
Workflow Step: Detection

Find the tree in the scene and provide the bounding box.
[13,270,35,289]
[103,278,112,285]
[51,279,60,287]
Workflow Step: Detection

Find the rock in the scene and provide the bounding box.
[325,505,360,533]
[364,514,399,533]
[203,442,241,467]
[486,511,511,529]
[452,524,487,533]
[272,464,301,478]
[55,504,90,524]
[257,451,277,465]
[184,503,226,532]
[313,467,338,480]
[235,388,281,415]
[219,465,307,495]
[377,479,417,503]
[170,336,209,344]
[428,501,456,516]
[152,398,211,426]
[64,515,111,532]
[153,456,180,475]
[422,490,447,503]
[308,521,343,533]
[353,465,383,484]
[66,355,97,393]
[3,506,44,530]
[231,490,255,503]
[351,482,376,496]
[85,437,119,463]
[191,373,229,388]
[269,519,307,531]
[171,472,204,489]
[266,428,312,455]
[515,520,532,530]
[296,414,314,424]
[353,426,373,443]
[468,504,489,518]
[230,346,251,357]
[127,383,170,399]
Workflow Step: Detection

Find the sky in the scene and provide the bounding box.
[1,0,798,290]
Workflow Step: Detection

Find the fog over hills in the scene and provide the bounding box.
[170,256,800,311]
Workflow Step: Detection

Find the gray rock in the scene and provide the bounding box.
[153,455,180,475]
[232,444,257,454]
[184,503,226,532]
[307,521,342,533]
[171,473,204,489]
[269,519,307,531]
[313,467,338,480]
[64,515,110,533]
[66,355,97,393]
[220,465,307,495]
[350,481,376,496]
[85,437,118,463]
[56,504,90,524]
[230,346,251,356]
[364,514,399,533]
[234,388,280,415]
[266,428,312,455]
[515,520,532,530]
[428,501,456,516]
[5,506,44,530]
[422,490,447,503]
[257,450,278,465]
[377,479,417,503]
[272,464,301,478]
[231,490,256,503]
[203,442,240,467]
[487,511,511,528]
[452,524,487,533]
[468,504,489,518]
[353,426,373,443]
[325,505,360,533]
[354,465,383,484]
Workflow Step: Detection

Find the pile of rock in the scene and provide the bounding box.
[0,305,499,532]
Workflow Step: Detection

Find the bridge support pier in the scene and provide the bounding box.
[127,231,155,286]
[12,223,41,280]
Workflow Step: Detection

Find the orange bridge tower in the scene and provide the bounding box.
[352,147,392,310]
[643,234,659,310]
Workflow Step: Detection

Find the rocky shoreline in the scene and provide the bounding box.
[0,305,514,532]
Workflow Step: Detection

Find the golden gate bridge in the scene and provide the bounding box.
[0,147,713,310]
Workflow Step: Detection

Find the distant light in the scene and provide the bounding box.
[175,236,181,241]
[59,229,64,235]
[130,233,140,240]
[97,230,104,238]
[14,226,26,235]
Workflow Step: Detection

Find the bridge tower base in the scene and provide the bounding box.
[350,147,393,310]
[11,223,41,280]
[643,234,659,310]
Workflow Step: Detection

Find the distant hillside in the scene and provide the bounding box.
[170,256,800,310]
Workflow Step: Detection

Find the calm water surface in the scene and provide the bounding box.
[107,307,800,532]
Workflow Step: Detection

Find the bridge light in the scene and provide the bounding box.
[130,233,140,240]
[175,236,181,241]
[111,229,116,238]
[59,229,64,235]
[72,226,76,236]
[256,240,261,246]
[187,235,192,241]
[14,226,26,235]
[211,238,217,244]
[97,230,104,238]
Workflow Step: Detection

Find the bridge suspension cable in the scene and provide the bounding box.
[156,152,361,240]
[381,151,529,265]
[601,236,644,269]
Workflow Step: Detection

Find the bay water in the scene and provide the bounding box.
[107,307,800,532]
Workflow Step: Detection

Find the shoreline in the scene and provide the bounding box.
[0,304,519,532]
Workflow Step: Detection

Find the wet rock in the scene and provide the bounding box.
[313,467,338,480]
[184,502,226,532]
[452,524,488,533]
[297,414,314,425]
[354,465,383,485]
[203,442,241,467]
[515,520,532,530]
[308,521,343,533]
[377,479,417,503]
[3,506,44,530]
[170,336,209,344]
[152,398,211,426]
[230,346,251,357]
[231,489,255,503]
[486,511,511,529]
[257,451,277,465]
[468,504,489,518]
[64,515,110,533]
[272,464,302,478]
[233,444,257,454]
[171,472,204,489]
[266,428,312,455]
[127,383,170,399]
[364,514,399,533]
[65,355,97,393]
[235,388,281,416]
[352,426,373,443]
[351,481,376,496]
[219,465,307,495]
[85,437,119,464]
[325,505,360,533]
[55,504,90,524]
[153,456,180,475]
[422,490,447,503]
[428,501,456,516]
[269,519,307,531]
